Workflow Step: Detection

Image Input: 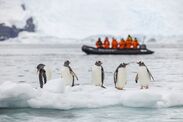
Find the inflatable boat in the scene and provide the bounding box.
[82,44,154,55]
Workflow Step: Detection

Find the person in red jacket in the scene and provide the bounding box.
[132,38,139,48]
[103,37,110,48]
[111,37,118,48]
[125,35,132,48]
[119,38,125,49]
[96,37,103,48]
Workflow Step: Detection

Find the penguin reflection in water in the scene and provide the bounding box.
[135,61,154,89]
[91,61,105,88]
[37,64,47,88]
[61,60,78,87]
[114,63,128,90]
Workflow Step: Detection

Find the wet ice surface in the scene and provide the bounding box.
[0,44,183,121]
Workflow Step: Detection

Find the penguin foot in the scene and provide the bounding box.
[101,86,106,89]
[71,84,80,87]
[140,86,149,89]
[116,87,123,90]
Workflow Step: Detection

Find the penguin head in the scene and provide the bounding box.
[119,63,128,68]
[37,64,45,71]
[137,61,145,66]
[95,61,102,66]
[64,60,70,67]
[122,63,128,67]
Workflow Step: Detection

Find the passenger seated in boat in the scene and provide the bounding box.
[96,38,103,48]
[132,38,139,49]
[111,37,118,48]
[125,35,133,49]
[119,38,125,49]
[103,37,110,48]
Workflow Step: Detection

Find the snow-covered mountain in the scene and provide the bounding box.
[0,0,183,43]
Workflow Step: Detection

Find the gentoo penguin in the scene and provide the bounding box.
[37,64,47,88]
[91,61,105,88]
[114,63,128,90]
[135,61,154,89]
[61,60,78,87]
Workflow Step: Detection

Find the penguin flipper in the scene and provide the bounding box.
[145,66,154,81]
[71,76,75,87]
[101,66,104,86]
[69,66,78,80]
[72,70,78,80]
[39,73,43,88]
[43,71,47,84]
[114,72,117,86]
[114,69,118,87]
[135,74,138,83]
[68,66,79,86]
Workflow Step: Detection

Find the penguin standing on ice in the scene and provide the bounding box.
[135,61,154,89]
[61,60,78,87]
[91,61,105,88]
[114,63,128,90]
[37,64,47,88]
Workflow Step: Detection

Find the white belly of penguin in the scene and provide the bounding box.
[91,66,102,86]
[44,66,52,80]
[61,67,73,86]
[138,67,150,86]
[116,68,127,88]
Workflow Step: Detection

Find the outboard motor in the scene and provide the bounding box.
[139,44,147,49]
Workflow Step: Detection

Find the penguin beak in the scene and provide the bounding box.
[124,63,129,67]
[125,63,129,65]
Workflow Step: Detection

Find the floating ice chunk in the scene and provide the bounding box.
[1,81,183,109]
[0,81,37,107]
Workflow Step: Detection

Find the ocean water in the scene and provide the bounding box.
[0,43,183,122]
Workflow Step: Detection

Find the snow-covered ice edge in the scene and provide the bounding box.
[1,79,183,110]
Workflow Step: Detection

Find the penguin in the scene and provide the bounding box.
[61,60,78,87]
[91,61,105,88]
[135,61,154,89]
[37,64,47,88]
[114,63,128,90]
